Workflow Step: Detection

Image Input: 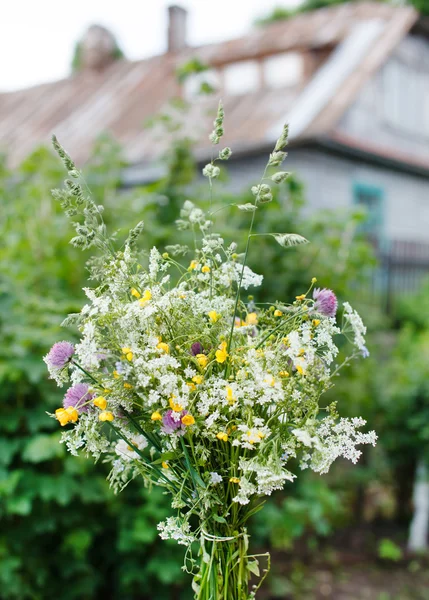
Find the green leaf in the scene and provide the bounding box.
[62,529,93,560]
[151,451,177,465]
[378,538,403,562]
[6,495,32,515]
[211,514,227,524]
[0,438,22,467]
[247,559,260,577]
[21,433,64,463]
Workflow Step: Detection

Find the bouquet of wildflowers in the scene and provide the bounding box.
[45,103,376,599]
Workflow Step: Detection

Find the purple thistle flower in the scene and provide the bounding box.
[45,341,74,369]
[313,288,338,318]
[161,409,186,435]
[63,383,93,413]
[191,342,204,356]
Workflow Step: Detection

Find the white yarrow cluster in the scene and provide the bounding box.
[157,516,196,546]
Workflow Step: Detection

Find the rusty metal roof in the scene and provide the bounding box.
[0,2,418,168]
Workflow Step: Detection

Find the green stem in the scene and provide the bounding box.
[255,308,308,349]
[225,163,270,372]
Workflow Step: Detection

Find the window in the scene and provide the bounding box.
[263,52,303,89]
[383,60,423,135]
[223,60,260,96]
[353,183,384,240]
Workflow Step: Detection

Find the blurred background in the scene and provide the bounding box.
[2,1,429,598]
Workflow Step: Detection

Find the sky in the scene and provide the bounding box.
[1,0,298,92]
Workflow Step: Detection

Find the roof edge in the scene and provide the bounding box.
[314,134,429,178]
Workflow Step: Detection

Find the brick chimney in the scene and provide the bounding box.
[168,5,188,52]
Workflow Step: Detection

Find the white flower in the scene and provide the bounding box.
[115,435,148,461]
[202,164,220,178]
[157,516,196,545]
[309,417,377,474]
[292,428,319,448]
[210,472,223,485]
[343,302,367,355]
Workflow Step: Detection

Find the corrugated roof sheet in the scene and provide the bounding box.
[0,2,418,168]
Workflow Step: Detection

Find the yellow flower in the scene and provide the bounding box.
[93,396,107,410]
[216,432,228,442]
[189,260,199,270]
[229,477,240,484]
[186,382,196,392]
[208,310,220,323]
[157,342,170,354]
[99,411,114,422]
[296,365,305,376]
[215,342,228,364]
[196,354,208,368]
[151,411,162,421]
[192,375,204,385]
[181,414,195,426]
[122,347,133,361]
[55,408,71,427]
[298,348,305,357]
[274,309,283,317]
[162,461,169,469]
[279,371,290,378]
[246,312,258,326]
[124,382,133,389]
[264,375,275,387]
[103,388,112,394]
[296,294,306,301]
[65,406,79,423]
[226,386,236,405]
[312,319,321,327]
[130,288,141,299]
[138,290,152,306]
[113,370,120,379]
[202,265,211,273]
[169,396,183,412]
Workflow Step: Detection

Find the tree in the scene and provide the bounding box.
[255,0,429,25]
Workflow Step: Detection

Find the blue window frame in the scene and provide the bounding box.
[353,182,384,239]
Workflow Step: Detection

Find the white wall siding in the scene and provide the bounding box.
[223,147,429,244]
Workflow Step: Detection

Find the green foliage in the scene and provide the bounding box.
[255,0,429,25]
[252,478,343,549]
[176,58,209,83]
[378,281,429,469]
[255,5,296,25]
[411,0,429,15]
[378,538,403,562]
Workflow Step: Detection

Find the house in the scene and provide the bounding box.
[1,3,429,268]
